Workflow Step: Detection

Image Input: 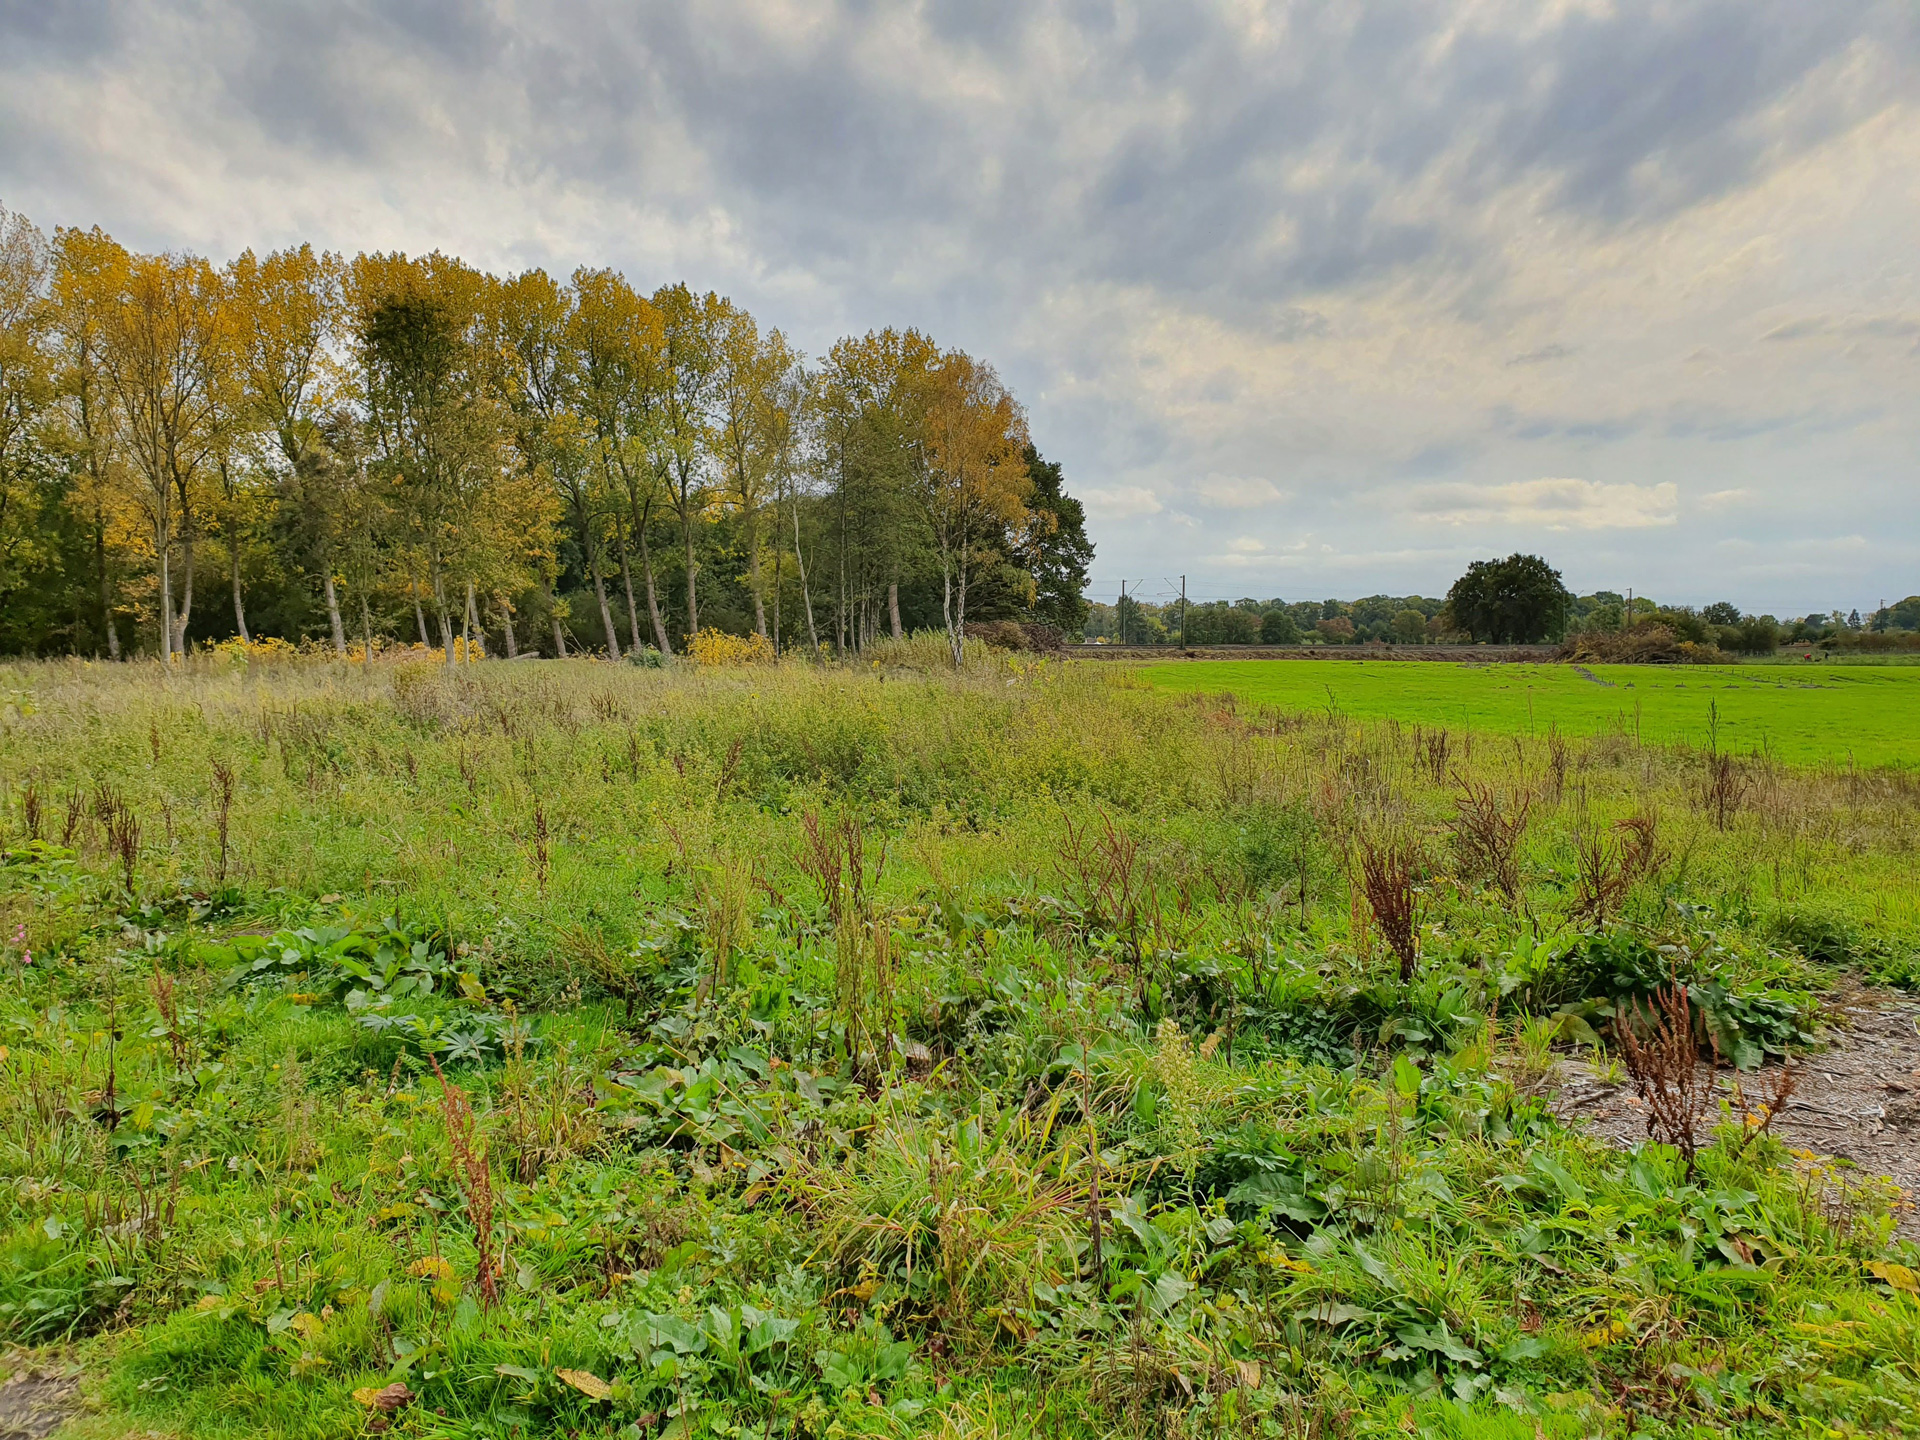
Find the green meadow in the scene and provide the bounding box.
[1136,660,1920,769]
[2,646,1919,1439]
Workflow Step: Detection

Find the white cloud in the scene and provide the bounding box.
[1698,487,1752,509]
[1226,536,1265,553]
[1076,484,1163,519]
[1195,474,1286,509]
[1411,479,1679,530]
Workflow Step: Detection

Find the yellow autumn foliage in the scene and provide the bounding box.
[687,628,775,666]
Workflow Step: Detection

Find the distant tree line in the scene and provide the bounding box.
[1568,595,1920,655]
[1086,593,1452,647]
[1085,552,1917,654]
[0,203,1093,663]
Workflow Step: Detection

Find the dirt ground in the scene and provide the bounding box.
[1553,981,1920,1236]
[0,1370,78,1440]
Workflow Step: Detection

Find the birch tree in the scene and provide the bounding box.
[713,304,798,637]
[96,250,224,661]
[48,227,132,658]
[354,253,506,669]
[227,245,347,649]
[918,350,1031,667]
[816,329,936,651]
[0,206,52,626]
[652,282,721,641]
[495,268,622,657]
[573,267,674,654]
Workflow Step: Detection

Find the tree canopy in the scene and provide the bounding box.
[1442,553,1573,644]
[0,203,1096,662]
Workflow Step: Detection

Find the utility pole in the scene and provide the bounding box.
[1119,580,1126,646]
[1180,576,1187,650]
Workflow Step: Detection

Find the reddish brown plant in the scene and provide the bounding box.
[1613,981,1718,1175]
[1358,836,1420,982]
[1448,778,1531,901]
[431,1058,498,1305]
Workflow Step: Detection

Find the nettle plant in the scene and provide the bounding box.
[210,916,463,1002]
[207,916,530,1063]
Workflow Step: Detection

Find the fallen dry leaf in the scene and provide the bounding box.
[556,1369,612,1401]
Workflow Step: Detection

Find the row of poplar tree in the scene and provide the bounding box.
[0,203,1094,663]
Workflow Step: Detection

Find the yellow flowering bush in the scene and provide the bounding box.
[687,628,775,666]
[210,635,302,667]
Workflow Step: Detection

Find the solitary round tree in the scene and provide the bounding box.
[1443,553,1572,643]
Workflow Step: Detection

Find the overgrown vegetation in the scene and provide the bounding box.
[2,651,1918,1438]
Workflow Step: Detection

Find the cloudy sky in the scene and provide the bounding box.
[3,0,1916,615]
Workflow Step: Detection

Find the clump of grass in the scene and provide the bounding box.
[1058,808,1152,977]
[60,783,85,847]
[529,800,550,899]
[97,786,140,896]
[1702,751,1749,831]
[499,1018,603,1183]
[798,810,899,1063]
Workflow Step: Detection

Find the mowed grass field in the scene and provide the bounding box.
[1135,659,1920,768]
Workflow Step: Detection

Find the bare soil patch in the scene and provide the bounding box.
[0,1369,79,1440]
[1553,981,1920,1235]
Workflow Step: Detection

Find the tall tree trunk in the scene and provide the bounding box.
[175,519,196,656]
[953,546,970,669]
[231,545,250,643]
[360,593,374,670]
[592,560,619,660]
[770,471,783,656]
[746,502,766,637]
[465,581,482,663]
[572,489,620,660]
[889,582,902,641]
[430,550,456,670]
[545,578,567,658]
[614,514,642,654]
[793,491,819,653]
[323,570,347,655]
[97,508,120,660]
[636,494,673,655]
[219,457,248,645]
[412,575,431,647]
[681,506,699,641]
[941,549,960,668]
[497,598,518,659]
[835,455,848,657]
[157,516,174,664]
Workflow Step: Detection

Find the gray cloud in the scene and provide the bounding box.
[2,0,1916,611]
